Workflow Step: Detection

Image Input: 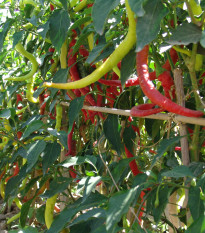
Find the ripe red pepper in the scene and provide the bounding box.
[16,94,23,105]
[131,103,164,117]
[137,45,203,118]
[50,3,54,11]
[157,71,175,99]
[67,45,97,107]
[5,162,20,182]
[124,146,141,176]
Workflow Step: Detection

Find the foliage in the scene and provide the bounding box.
[0,0,204,232]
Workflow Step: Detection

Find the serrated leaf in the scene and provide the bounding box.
[92,0,120,35]
[103,114,123,155]
[68,96,85,133]
[167,23,202,45]
[21,120,44,139]
[49,9,70,51]
[128,0,146,17]
[42,142,61,174]
[136,0,169,52]
[120,48,136,87]
[0,18,14,52]
[106,187,137,232]
[161,165,194,178]
[27,140,46,172]
[151,136,182,167]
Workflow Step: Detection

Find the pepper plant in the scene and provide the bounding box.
[0,0,205,232]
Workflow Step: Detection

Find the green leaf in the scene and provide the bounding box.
[167,23,202,45]
[0,18,14,52]
[49,9,70,51]
[151,136,182,167]
[68,96,85,133]
[161,165,194,178]
[47,192,107,233]
[188,186,204,220]
[27,140,46,172]
[20,199,34,228]
[106,187,137,232]
[84,177,101,201]
[69,208,106,227]
[153,186,170,223]
[111,158,135,185]
[0,109,11,118]
[59,0,67,9]
[21,120,44,140]
[9,226,39,233]
[92,0,120,35]
[86,42,109,64]
[185,215,205,233]
[136,0,169,52]
[41,177,72,198]
[128,0,146,17]
[120,48,136,88]
[123,126,136,153]
[48,69,69,96]
[56,130,68,150]
[60,156,97,171]
[103,114,123,155]
[13,31,24,48]
[42,141,61,174]
[37,21,50,39]
[5,165,27,199]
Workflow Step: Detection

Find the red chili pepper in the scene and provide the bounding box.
[162,48,178,71]
[157,71,175,99]
[65,122,75,156]
[16,94,23,105]
[67,46,96,107]
[137,45,203,118]
[5,162,20,182]
[49,47,55,53]
[50,3,54,11]
[124,145,141,176]
[175,146,181,151]
[17,131,23,139]
[131,103,164,117]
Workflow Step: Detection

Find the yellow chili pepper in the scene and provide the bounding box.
[45,194,58,229]
[73,0,87,12]
[26,77,39,103]
[43,0,136,90]
[6,42,38,82]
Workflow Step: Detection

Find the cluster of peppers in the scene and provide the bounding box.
[1,0,205,230]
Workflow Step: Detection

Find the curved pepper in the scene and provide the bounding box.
[43,0,136,89]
